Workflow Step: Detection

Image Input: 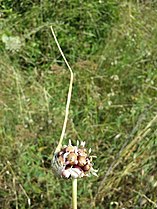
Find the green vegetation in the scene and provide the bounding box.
[0,1,157,208]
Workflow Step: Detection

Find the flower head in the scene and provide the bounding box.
[52,140,98,179]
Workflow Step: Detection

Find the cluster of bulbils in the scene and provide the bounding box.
[52,140,98,179]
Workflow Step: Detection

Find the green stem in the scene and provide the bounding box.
[72,179,77,209]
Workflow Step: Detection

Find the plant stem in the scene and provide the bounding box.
[50,26,74,153]
[72,179,77,209]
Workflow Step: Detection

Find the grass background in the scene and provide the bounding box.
[0,1,157,208]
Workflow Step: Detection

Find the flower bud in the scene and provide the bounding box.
[67,153,77,165]
[83,164,91,171]
[78,156,87,167]
[66,145,75,153]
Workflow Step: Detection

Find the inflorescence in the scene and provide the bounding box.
[52,140,98,179]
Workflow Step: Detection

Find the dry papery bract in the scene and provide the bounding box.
[52,140,98,179]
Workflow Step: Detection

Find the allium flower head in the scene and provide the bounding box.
[52,140,98,179]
